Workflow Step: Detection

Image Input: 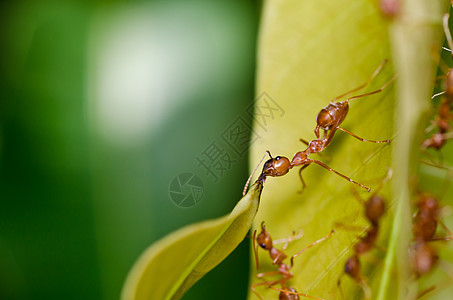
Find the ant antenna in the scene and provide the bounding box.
[432,91,446,100]
[253,229,260,270]
[444,14,453,56]
[242,151,272,196]
[346,74,397,103]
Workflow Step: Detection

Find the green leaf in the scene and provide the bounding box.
[121,182,262,300]
[249,1,447,300]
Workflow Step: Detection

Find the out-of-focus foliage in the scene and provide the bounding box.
[0,1,258,299]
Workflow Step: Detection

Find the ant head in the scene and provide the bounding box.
[365,195,386,224]
[279,287,300,300]
[417,193,438,214]
[259,156,291,181]
[257,222,273,250]
[344,256,361,280]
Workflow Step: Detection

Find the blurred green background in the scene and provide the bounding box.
[0,1,260,299]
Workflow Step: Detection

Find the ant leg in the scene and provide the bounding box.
[253,230,260,270]
[432,91,446,100]
[438,149,444,165]
[421,148,440,165]
[416,259,453,298]
[417,286,437,299]
[298,164,310,192]
[290,230,335,267]
[332,60,388,101]
[268,286,325,300]
[431,219,453,241]
[337,127,391,143]
[256,271,281,278]
[337,276,346,300]
[444,14,453,56]
[309,159,371,191]
[300,138,309,146]
[346,74,397,102]
[250,280,280,300]
[349,167,393,202]
[250,285,265,300]
[333,222,366,232]
[359,277,372,300]
[273,230,304,249]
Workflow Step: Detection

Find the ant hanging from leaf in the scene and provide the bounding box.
[242,61,395,195]
[251,222,334,300]
[241,149,370,195]
[243,64,396,195]
[337,169,392,300]
[256,150,371,192]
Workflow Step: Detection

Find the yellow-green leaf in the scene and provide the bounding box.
[121,182,262,300]
[249,0,447,300]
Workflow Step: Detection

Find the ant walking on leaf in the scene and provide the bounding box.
[251,222,334,300]
[243,61,395,195]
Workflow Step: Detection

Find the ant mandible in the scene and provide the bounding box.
[251,222,334,300]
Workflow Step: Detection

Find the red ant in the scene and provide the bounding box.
[423,14,453,155]
[243,62,395,195]
[312,60,395,146]
[337,170,392,299]
[251,222,334,300]
[411,192,453,277]
[256,150,371,192]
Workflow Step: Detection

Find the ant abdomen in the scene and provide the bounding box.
[315,102,349,137]
[412,242,438,276]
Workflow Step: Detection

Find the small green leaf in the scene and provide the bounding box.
[121,182,263,300]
